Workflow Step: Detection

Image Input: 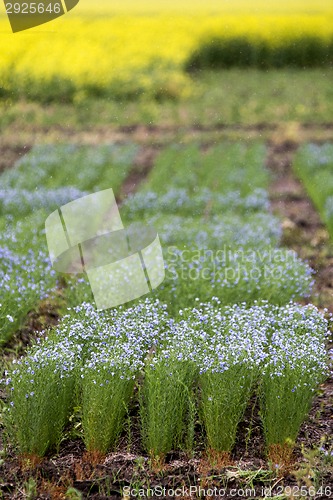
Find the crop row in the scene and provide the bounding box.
[121,143,313,313]
[0,142,271,343]
[63,142,314,312]
[0,143,137,202]
[1,139,327,465]
[3,299,330,459]
[59,140,327,462]
[0,213,58,345]
[0,143,137,345]
[142,143,269,195]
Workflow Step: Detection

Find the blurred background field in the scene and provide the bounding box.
[1,1,333,496]
[0,0,333,104]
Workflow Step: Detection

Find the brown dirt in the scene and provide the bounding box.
[0,144,31,172]
[118,146,159,200]
[2,292,64,360]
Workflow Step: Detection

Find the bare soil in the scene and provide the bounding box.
[0,144,31,172]
[118,146,159,200]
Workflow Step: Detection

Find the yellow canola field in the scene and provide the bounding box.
[0,1,333,100]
